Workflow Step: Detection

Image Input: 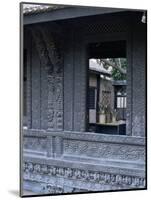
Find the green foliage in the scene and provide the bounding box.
[96,58,127,80]
[111,58,127,80]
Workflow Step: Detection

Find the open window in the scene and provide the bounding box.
[87,40,127,135]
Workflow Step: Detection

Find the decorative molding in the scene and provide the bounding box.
[43,184,64,194]
[63,139,145,162]
[24,136,47,152]
[23,129,145,146]
[23,161,145,190]
[23,129,145,162]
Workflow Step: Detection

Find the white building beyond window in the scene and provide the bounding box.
[117,96,127,108]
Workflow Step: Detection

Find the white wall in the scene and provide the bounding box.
[89,73,114,123]
[89,74,97,123]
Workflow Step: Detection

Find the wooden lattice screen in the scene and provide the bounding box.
[102,91,111,108]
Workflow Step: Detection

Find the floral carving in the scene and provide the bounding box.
[43,184,64,194]
[23,162,145,189]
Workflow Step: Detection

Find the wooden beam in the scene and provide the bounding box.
[23,7,126,25]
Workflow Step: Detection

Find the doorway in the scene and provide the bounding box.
[87,40,127,135]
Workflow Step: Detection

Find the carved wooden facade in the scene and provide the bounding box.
[22,9,146,195]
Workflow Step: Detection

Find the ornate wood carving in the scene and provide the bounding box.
[29,25,63,131]
[24,136,47,153]
[23,161,145,193]
[63,139,145,161]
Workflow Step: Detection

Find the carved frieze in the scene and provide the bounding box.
[24,136,47,152]
[63,139,145,161]
[47,76,63,130]
[23,162,145,190]
[43,184,64,194]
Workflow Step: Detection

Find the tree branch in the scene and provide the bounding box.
[100,59,127,74]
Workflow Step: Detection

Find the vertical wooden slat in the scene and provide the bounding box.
[64,31,74,131]
[73,37,87,131]
[31,40,41,129]
[26,31,32,129]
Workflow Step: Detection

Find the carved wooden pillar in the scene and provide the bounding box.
[24,29,32,129]
[30,24,64,158]
[30,25,63,132]
[41,27,63,131]
[131,21,146,137]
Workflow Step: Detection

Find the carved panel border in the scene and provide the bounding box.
[23,161,146,192]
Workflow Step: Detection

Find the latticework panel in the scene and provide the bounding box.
[74,17,130,35]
